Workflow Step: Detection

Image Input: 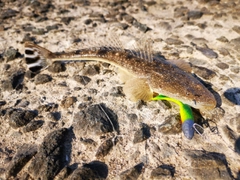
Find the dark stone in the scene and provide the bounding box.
[32,28,46,35]
[48,62,66,73]
[151,164,175,178]
[174,6,188,18]
[96,138,117,158]
[70,161,108,179]
[0,100,6,106]
[187,11,203,19]
[35,74,52,84]
[119,163,144,180]
[1,9,18,19]
[73,75,91,85]
[84,19,93,25]
[127,113,138,121]
[22,120,44,132]
[38,103,58,112]
[216,62,229,70]
[224,88,240,105]
[192,65,217,80]
[123,14,135,24]
[61,96,77,108]
[22,24,34,32]
[47,112,61,121]
[46,24,59,31]
[8,109,37,129]
[132,19,150,32]
[165,38,184,45]
[133,123,151,143]
[110,86,124,97]
[82,65,100,76]
[4,47,21,62]
[158,115,181,134]
[217,36,229,43]
[73,103,119,136]
[28,128,71,180]
[233,26,240,34]
[61,17,75,25]
[187,150,233,180]
[196,47,218,59]
[6,144,37,179]
[235,137,240,154]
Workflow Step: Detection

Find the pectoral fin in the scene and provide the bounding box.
[123,78,153,102]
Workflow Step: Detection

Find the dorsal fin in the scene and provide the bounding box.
[123,78,153,102]
[131,38,153,62]
[167,59,192,73]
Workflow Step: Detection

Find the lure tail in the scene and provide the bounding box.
[24,42,54,72]
[152,95,194,139]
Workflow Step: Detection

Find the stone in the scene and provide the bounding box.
[96,137,117,158]
[28,128,71,180]
[158,115,181,134]
[73,103,119,137]
[233,26,240,34]
[82,65,100,76]
[165,38,184,45]
[223,88,240,105]
[6,144,37,179]
[196,47,218,59]
[48,62,65,73]
[110,86,124,97]
[70,161,108,180]
[22,120,44,133]
[73,75,91,85]
[4,47,21,61]
[8,109,37,129]
[1,9,18,19]
[119,163,144,180]
[192,65,217,80]
[133,123,151,143]
[61,96,77,108]
[216,62,229,70]
[127,113,138,121]
[187,10,203,19]
[34,74,52,84]
[217,36,229,43]
[150,165,175,179]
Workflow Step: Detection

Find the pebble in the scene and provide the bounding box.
[73,103,118,137]
[192,65,217,80]
[70,161,108,179]
[132,19,150,32]
[232,26,240,34]
[187,10,203,19]
[61,96,77,108]
[119,163,144,180]
[73,75,91,85]
[32,28,46,35]
[0,100,6,106]
[230,37,240,51]
[54,166,74,180]
[8,109,37,129]
[1,8,18,19]
[82,65,100,76]
[61,17,75,25]
[223,88,240,105]
[216,62,229,70]
[165,38,184,45]
[4,47,21,62]
[46,24,59,31]
[47,112,61,121]
[127,113,138,121]
[218,48,229,56]
[158,115,181,134]
[22,120,44,133]
[150,165,174,179]
[230,66,240,74]
[217,36,229,43]
[235,137,240,154]
[133,123,151,143]
[186,150,232,180]
[174,6,188,18]
[95,138,116,158]
[196,46,218,59]
[34,74,52,84]
[6,144,37,179]
[28,128,70,180]
[110,86,124,97]
[48,62,65,73]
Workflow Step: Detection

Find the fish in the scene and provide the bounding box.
[24,38,217,113]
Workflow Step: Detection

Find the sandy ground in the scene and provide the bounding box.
[0,0,240,179]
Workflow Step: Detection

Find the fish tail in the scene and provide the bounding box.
[24,42,54,72]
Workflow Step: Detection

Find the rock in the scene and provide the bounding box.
[187,10,203,19]
[223,88,240,105]
[61,17,75,25]
[48,62,65,73]
[73,75,91,85]
[28,128,71,180]
[110,86,124,97]
[230,66,240,74]
[232,26,240,34]
[8,109,37,129]
[192,65,217,80]
[217,36,229,43]
[4,47,21,61]
[84,19,93,25]
[0,100,6,106]
[158,114,181,134]
[150,164,175,179]
[186,150,233,180]
[6,144,37,179]
[47,112,61,121]
[96,137,117,158]
[32,28,45,35]
[54,166,75,180]
[216,62,229,70]
[46,24,59,31]
[196,47,218,59]
[73,103,119,137]
[165,38,184,45]
[119,163,144,180]
[22,120,44,133]
[82,65,100,76]
[230,37,240,51]
[123,14,135,24]
[235,137,240,154]
[218,48,230,56]
[132,19,150,32]
[174,6,188,18]
[133,123,151,143]
[70,161,108,180]
[127,113,138,121]
[61,96,77,108]
[34,74,52,84]
[1,9,18,19]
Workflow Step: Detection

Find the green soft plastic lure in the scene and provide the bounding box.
[152,95,195,139]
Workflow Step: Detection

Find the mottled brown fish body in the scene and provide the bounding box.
[50,48,216,111]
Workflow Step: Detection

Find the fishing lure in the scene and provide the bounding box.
[152,95,194,139]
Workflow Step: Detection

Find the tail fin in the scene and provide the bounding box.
[24,42,54,72]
